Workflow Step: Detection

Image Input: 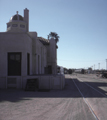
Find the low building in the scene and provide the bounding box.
[0,8,65,90]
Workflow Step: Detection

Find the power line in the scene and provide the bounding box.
[58,59,105,62]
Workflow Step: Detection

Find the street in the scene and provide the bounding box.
[72,73,107,120]
[0,74,107,120]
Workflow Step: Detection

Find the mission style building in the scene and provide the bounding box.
[0,8,65,89]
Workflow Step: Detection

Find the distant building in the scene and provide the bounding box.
[87,68,92,74]
[0,8,65,89]
[57,66,64,74]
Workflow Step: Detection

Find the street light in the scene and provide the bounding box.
[94,64,95,70]
[98,63,100,70]
[106,59,107,70]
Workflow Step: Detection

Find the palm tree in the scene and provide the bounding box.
[48,32,59,43]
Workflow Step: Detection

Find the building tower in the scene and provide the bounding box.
[6,8,29,32]
[24,8,29,32]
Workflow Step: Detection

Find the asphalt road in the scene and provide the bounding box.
[71,73,107,120]
[0,74,107,120]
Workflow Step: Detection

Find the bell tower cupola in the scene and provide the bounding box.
[6,8,29,32]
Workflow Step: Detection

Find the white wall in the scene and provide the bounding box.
[0,33,59,89]
[0,32,32,77]
[22,74,65,90]
[28,32,37,75]
[34,37,47,74]
[47,38,57,74]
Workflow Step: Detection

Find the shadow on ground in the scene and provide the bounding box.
[0,78,107,102]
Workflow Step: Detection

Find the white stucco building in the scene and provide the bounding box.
[0,8,65,90]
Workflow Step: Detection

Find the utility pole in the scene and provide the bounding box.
[93,65,95,74]
[92,66,93,70]
[98,63,100,70]
[106,59,107,70]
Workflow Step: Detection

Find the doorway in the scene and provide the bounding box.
[8,52,21,76]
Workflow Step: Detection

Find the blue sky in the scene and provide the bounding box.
[0,0,107,69]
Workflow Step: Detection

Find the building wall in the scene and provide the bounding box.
[47,38,57,74]
[35,38,47,74]
[0,32,32,77]
[28,32,37,75]
[28,32,47,75]
[0,8,65,90]
[0,33,60,89]
[22,74,65,90]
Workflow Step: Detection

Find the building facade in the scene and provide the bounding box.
[0,8,65,89]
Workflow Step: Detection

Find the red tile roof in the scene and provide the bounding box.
[38,37,49,45]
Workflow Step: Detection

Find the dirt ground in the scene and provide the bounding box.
[0,75,102,120]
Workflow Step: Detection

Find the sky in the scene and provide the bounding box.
[0,0,107,70]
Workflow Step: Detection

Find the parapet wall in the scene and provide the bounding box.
[22,74,65,90]
[0,75,65,90]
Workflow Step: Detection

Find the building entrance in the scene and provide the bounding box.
[8,52,21,76]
